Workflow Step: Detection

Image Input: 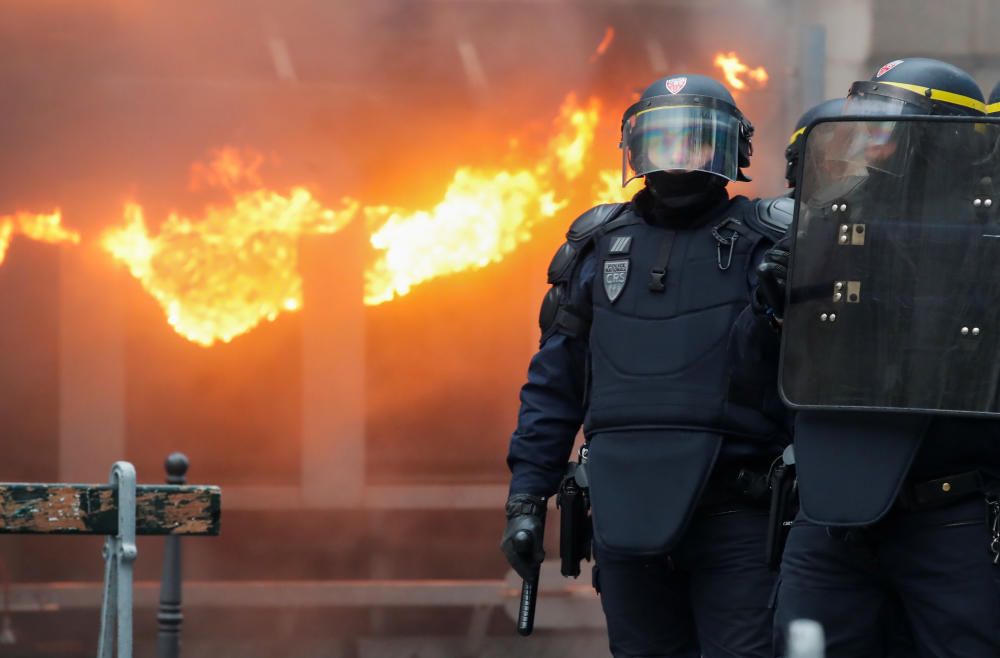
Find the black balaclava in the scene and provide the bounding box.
[636,171,729,227]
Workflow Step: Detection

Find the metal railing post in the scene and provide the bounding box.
[157,453,188,658]
[97,461,137,658]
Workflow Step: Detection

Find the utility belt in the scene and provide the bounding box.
[896,469,1000,564]
[896,470,991,511]
[556,443,798,575]
[698,458,775,510]
[699,451,799,570]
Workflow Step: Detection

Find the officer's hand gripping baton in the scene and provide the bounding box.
[512,530,539,636]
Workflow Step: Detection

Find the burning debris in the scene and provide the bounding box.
[590,27,616,63]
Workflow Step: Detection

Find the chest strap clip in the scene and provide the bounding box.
[648,231,677,292]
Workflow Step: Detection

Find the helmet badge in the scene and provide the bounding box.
[665,77,688,95]
[876,60,904,78]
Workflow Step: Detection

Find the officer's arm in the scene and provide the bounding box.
[729,197,793,380]
[748,196,793,328]
[727,240,788,428]
[734,239,783,359]
[506,252,596,498]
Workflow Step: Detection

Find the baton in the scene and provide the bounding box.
[512,530,540,636]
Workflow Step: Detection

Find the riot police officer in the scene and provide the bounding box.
[785,98,846,190]
[763,58,1000,657]
[752,98,849,305]
[501,74,790,658]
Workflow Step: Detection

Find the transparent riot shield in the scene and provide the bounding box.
[780,116,1000,416]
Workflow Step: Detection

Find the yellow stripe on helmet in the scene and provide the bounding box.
[632,105,703,118]
[787,126,806,146]
[880,81,986,114]
[988,101,1000,116]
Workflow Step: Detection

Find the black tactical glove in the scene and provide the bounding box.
[500,494,546,581]
[754,236,791,322]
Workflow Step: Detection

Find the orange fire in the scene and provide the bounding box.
[364,170,565,305]
[102,149,357,347]
[0,209,79,266]
[593,170,644,205]
[362,93,603,306]
[714,52,769,91]
[549,94,601,181]
[0,55,765,345]
[0,223,11,265]
[590,27,615,62]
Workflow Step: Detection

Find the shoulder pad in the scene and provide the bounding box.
[750,196,794,241]
[548,203,628,284]
[547,241,577,284]
[567,203,627,243]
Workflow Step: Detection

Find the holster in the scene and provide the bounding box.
[765,458,797,569]
[557,453,592,578]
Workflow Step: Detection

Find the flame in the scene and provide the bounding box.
[1,55,767,344]
[593,170,644,205]
[362,94,602,305]
[102,149,357,347]
[189,147,264,191]
[714,52,769,91]
[0,209,79,266]
[549,94,601,180]
[0,222,12,266]
[590,26,615,62]
[364,171,564,305]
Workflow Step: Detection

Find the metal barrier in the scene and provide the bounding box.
[0,460,221,657]
[158,453,189,658]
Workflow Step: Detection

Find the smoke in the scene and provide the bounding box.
[0,1,792,655]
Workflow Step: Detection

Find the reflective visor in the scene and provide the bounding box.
[830,94,923,176]
[807,120,915,178]
[842,94,919,117]
[622,105,741,185]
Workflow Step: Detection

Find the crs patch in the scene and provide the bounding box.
[876,59,903,78]
[603,259,629,303]
[665,77,687,95]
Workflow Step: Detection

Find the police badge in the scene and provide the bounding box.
[603,259,629,303]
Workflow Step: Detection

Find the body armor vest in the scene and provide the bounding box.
[583,196,780,441]
[581,195,786,555]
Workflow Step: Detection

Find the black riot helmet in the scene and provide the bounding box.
[620,74,754,186]
[989,80,1000,117]
[785,98,845,188]
[845,57,986,117]
[828,59,986,179]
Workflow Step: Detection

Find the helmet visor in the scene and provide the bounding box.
[809,117,915,178]
[842,94,919,117]
[622,105,741,185]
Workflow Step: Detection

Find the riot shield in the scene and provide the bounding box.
[780,116,1000,416]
